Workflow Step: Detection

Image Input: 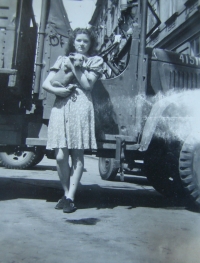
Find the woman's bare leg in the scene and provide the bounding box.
[67,149,84,201]
[55,148,70,197]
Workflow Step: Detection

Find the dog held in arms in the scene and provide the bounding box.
[50,53,87,88]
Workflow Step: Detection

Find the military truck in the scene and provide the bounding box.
[0,0,200,208]
[0,0,71,167]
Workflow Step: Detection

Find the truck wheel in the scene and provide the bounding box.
[99,157,118,180]
[179,135,200,207]
[144,138,185,198]
[31,150,45,166]
[0,150,44,169]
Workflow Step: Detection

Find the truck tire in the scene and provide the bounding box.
[144,138,185,198]
[179,135,200,208]
[30,150,45,166]
[0,150,44,169]
[99,157,118,181]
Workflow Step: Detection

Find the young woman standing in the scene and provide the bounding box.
[42,28,103,213]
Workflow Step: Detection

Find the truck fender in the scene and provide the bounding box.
[139,93,183,151]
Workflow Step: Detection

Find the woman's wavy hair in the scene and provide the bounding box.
[65,28,98,56]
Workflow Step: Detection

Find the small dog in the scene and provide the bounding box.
[50,53,87,88]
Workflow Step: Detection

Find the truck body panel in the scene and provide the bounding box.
[0,0,71,147]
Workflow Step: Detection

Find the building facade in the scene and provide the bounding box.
[89,0,200,57]
[147,0,200,57]
[89,0,122,50]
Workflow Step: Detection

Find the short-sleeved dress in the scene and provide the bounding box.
[46,55,103,150]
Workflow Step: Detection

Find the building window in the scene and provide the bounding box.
[147,0,160,33]
[169,0,176,17]
[159,0,178,23]
[176,43,190,55]
[191,36,200,57]
[152,0,160,14]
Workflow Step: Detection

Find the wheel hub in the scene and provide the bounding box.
[8,151,28,162]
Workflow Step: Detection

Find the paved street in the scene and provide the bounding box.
[0,156,200,263]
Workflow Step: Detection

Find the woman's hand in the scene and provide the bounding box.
[54,84,77,97]
[71,67,99,91]
[42,71,77,97]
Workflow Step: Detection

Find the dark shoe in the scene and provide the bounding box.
[55,196,65,210]
[63,198,77,213]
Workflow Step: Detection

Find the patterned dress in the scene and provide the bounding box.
[46,55,103,150]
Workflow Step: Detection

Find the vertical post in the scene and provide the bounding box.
[14,0,24,66]
[137,0,148,94]
[33,0,49,94]
[135,0,148,137]
[115,136,125,181]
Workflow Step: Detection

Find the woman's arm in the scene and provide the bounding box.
[42,71,75,97]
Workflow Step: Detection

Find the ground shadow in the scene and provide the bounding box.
[30,165,57,171]
[30,165,87,173]
[115,174,152,186]
[0,176,190,211]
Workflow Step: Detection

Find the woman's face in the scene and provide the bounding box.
[74,33,91,55]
